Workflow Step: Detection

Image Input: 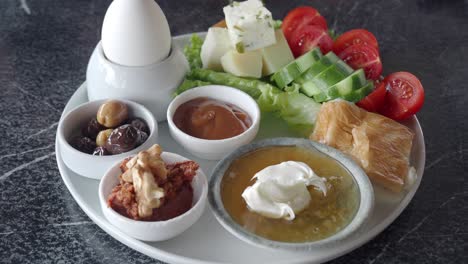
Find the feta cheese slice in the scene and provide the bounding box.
[223,0,276,52]
[261,29,295,76]
[221,50,262,78]
[200,27,232,71]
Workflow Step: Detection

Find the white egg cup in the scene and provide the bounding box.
[86,41,189,122]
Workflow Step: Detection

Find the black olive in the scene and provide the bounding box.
[129,118,150,134]
[105,124,140,155]
[82,118,105,140]
[71,136,96,154]
[93,146,109,156]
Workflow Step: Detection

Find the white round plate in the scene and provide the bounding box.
[55,34,425,264]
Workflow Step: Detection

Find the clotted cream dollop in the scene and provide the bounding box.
[242,161,327,220]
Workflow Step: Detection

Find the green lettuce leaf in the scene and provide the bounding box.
[276,92,321,135]
[183,34,203,70]
[175,79,212,96]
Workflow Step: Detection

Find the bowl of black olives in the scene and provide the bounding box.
[58,99,158,179]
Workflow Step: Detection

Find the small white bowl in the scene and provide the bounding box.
[167,85,261,160]
[98,152,208,241]
[86,41,189,121]
[57,99,158,180]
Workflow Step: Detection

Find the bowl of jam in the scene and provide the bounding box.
[167,85,260,160]
[57,99,158,179]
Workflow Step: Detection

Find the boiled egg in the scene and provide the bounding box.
[101,0,171,67]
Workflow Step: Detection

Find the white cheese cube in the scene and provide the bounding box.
[261,29,295,76]
[223,0,276,51]
[221,50,262,78]
[200,27,232,71]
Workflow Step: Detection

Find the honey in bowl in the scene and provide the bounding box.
[221,146,360,243]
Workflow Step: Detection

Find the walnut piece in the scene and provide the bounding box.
[121,144,168,218]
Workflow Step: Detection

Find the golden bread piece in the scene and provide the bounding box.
[311,100,414,192]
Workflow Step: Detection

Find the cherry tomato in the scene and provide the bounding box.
[282,6,328,40]
[356,81,387,112]
[332,29,379,55]
[289,25,333,57]
[379,72,424,120]
[338,44,382,80]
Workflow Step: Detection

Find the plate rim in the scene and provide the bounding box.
[55,33,426,264]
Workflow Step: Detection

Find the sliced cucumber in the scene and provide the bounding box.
[335,59,354,75]
[310,69,368,103]
[300,60,354,97]
[271,48,322,88]
[301,81,324,97]
[327,69,367,98]
[343,82,374,102]
[313,81,373,103]
[301,67,344,97]
[312,90,330,103]
[295,52,340,84]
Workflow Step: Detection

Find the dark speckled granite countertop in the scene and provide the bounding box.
[0,0,467,263]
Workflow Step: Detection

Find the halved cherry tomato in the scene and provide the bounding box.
[338,44,382,80]
[332,29,379,55]
[356,81,387,112]
[289,25,333,57]
[380,72,424,120]
[282,6,328,40]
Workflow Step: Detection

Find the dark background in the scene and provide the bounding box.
[0,0,466,263]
